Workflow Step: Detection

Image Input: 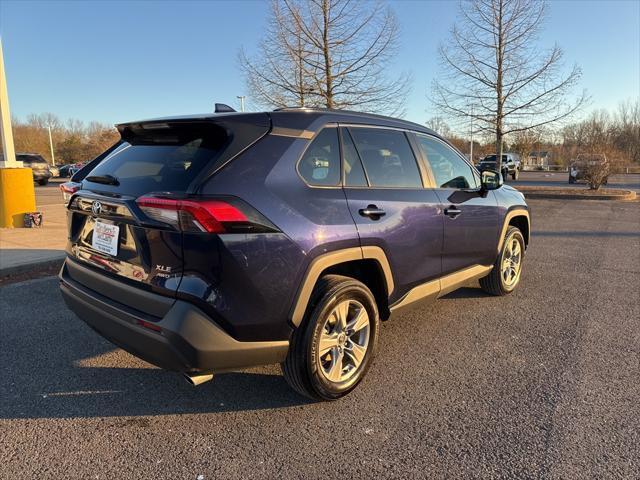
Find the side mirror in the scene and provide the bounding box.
[481,170,503,191]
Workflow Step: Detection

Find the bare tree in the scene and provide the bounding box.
[1,114,118,164]
[239,1,317,108]
[510,128,544,165]
[433,0,587,171]
[239,0,410,115]
[613,99,640,164]
[425,116,452,137]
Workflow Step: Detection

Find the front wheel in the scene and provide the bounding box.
[282,275,380,400]
[480,226,525,296]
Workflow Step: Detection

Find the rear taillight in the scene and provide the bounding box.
[135,195,277,234]
[60,181,81,195]
[60,182,82,206]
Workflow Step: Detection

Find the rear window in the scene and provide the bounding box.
[83,117,269,195]
[86,139,224,194]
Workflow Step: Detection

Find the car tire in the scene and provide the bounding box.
[38,179,48,186]
[480,226,525,296]
[282,274,380,400]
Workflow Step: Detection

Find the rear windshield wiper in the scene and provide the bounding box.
[85,174,120,186]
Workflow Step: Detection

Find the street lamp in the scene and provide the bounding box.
[236,95,246,113]
[47,124,56,166]
[469,105,474,163]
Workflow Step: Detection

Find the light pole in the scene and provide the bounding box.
[469,105,474,163]
[0,37,36,227]
[47,124,56,166]
[0,38,17,168]
[236,95,246,112]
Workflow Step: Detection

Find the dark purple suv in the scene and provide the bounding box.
[59,108,530,400]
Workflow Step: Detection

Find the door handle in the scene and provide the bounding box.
[359,204,386,219]
[444,206,462,219]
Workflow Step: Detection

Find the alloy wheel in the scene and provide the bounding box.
[317,299,370,383]
[501,236,522,288]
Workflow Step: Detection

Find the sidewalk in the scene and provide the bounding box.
[0,202,67,276]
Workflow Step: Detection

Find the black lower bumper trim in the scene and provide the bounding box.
[59,261,289,373]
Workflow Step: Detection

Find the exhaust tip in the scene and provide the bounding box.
[183,372,214,386]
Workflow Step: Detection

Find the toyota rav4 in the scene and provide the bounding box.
[59,108,530,400]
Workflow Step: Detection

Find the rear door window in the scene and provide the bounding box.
[348,127,422,188]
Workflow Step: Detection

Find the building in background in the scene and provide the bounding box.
[526,151,552,169]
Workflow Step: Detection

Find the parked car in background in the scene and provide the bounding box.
[59,107,530,400]
[478,153,521,180]
[59,163,86,178]
[58,164,73,178]
[0,152,52,185]
[19,153,52,185]
[569,154,609,185]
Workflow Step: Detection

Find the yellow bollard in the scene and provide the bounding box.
[0,167,36,228]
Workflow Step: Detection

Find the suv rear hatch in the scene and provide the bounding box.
[66,114,271,299]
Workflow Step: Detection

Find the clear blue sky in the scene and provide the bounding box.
[1,0,638,127]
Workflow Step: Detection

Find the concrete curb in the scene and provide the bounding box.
[517,188,637,201]
[0,255,66,278]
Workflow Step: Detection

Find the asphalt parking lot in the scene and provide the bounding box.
[1,197,639,479]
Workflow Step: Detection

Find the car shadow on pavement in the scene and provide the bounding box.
[1,347,315,420]
[440,287,491,300]
[0,278,315,420]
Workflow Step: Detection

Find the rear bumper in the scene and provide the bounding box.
[59,259,289,373]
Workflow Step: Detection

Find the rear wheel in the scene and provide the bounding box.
[480,226,525,296]
[282,275,379,400]
[38,179,48,186]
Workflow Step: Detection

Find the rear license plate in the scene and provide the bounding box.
[92,220,120,256]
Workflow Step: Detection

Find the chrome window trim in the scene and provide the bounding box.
[271,127,315,139]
